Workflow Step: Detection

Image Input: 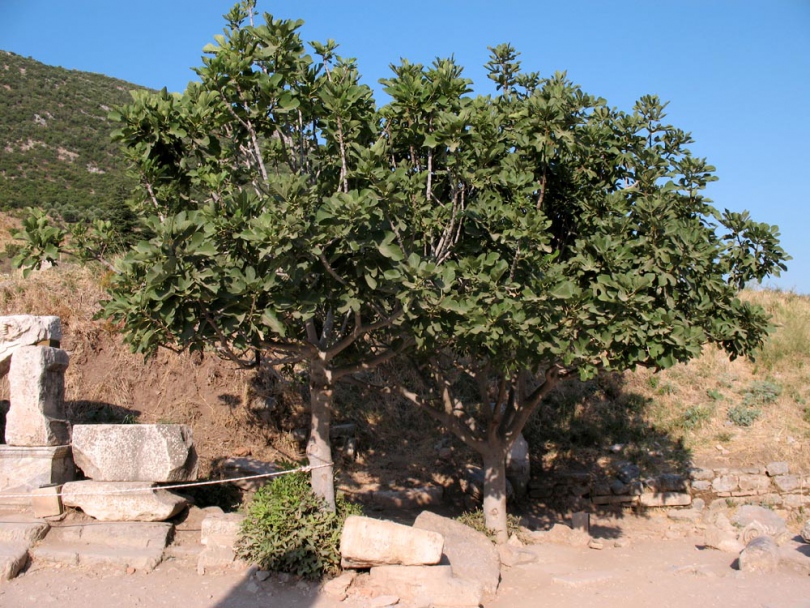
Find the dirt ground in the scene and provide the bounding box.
[2,511,810,608]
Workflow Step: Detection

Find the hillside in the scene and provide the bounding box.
[0,51,145,223]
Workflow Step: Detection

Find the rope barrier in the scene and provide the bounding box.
[0,462,335,500]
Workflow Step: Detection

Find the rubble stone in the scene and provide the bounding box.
[72,424,198,482]
[5,346,69,446]
[340,516,443,568]
[766,462,790,477]
[738,536,780,573]
[773,475,800,493]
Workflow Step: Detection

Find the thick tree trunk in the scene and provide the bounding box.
[481,447,509,544]
[307,358,336,511]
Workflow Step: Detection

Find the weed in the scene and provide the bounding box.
[716,431,733,443]
[741,380,782,407]
[647,376,660,390]
[657,382,677,396]
[680,404,714,430]
[456,509,526,544]
[728,404,762,427]
[706,389,723,401]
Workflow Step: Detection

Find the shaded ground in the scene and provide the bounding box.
[2,511,810,608]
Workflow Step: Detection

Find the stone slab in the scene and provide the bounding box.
[0,543,28,580]
[369,565,483,607]
[413,510,500,594]
[30,543,164,572]
[5,346,69,446]
[44,521,172,548]
[0,445,75,506]
[340,516,444,568]
[0,515,49,543]
[72,424,198,482]
[61,481,187,522]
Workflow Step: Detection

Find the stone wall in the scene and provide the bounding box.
[528,461,808,512]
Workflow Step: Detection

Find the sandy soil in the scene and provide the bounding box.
[3,512,810,608]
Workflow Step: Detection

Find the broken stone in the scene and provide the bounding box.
[413,510,500,594]
[738,536,780,573]
[731,505,787,543]
[5,346,69,446]
[72,424,198,482]
[322,571,357,600]
[0,315,61,377]
[340,516,444,568]
[61,480,187,521]
[197,511,249,572]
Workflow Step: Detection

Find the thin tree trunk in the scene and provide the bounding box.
[307,358,336,511]
[481,447,509,544]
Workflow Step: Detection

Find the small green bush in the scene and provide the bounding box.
[236,465,361,579]
[741,381,782,407]
[728,404,762,427]
[680,404,714,430]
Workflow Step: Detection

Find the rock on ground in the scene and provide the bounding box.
[61,480,187,521]
[738,535,780,573]
[340,515,444,569]
[413,510,501,594]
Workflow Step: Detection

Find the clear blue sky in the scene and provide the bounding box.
[2,1,808,293]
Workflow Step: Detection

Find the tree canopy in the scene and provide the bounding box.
[13,1,788,535]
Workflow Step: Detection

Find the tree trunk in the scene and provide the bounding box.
[307,358,336,511]
[481,447,509,544]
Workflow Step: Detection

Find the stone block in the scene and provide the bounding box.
[0,315,61,377]
[72,424,198,482]
[692,480,712,492]
[738,474,771,495]
[369,565,483,607]
[766,461,789,477]
[0,445,75,505]
[712,475,738,493]
[31,484,63,518]
[5,346,69,446]
[688,467,715,481]
[638,492,691,508]
[340,516,443,568]
[0,515,49,543]
[658,473,688,492]
[783,494,810,508]
[738,536,780,573]
[61,480,187,521]
[773,474,800,493]
[413,510,500,594]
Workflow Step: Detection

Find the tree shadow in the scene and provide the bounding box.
[65,400,142,425]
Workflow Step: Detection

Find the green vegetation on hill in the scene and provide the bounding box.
[0,50,145,225]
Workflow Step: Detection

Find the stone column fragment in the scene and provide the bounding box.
[5,346,70,446]
[0,315,61,377]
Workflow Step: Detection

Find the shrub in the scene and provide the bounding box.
[727,404,762,427]
[680,404,714,430]
[741,380,782,407]
[236,465,361,579]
